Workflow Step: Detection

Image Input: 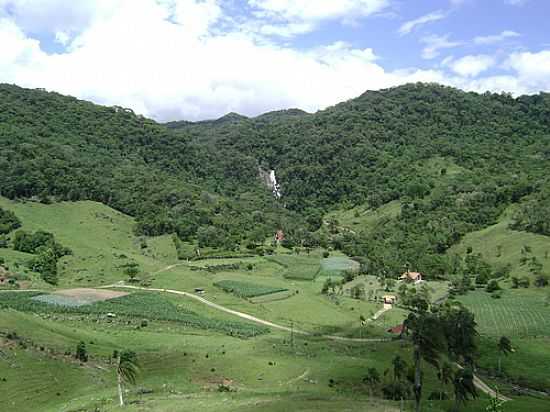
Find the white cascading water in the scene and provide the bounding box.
[269,170,282,199]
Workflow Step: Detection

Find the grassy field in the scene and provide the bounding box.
[457,289,550,337]
[318,256,360,280]
[214,280,288,298]
[325,200,401,232]
[0,197,175,287]
[266,255,321,280]
[1,198,549,411]
[449,205,550,279]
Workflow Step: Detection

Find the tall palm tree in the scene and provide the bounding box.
[437,362,453,401]
[117,350,139,406]
[404,296,447,412]
[363,367,380,398]
[497,336,513,375]
[452,368,477,412]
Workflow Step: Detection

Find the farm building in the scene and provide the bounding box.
[400,271,423,283]
[383,295,397,304]
[274,230,285,243]
[388,324,405,335]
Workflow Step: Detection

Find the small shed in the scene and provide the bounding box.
[383,295,397,305]
[274,230,285,243]
[400,271,423,283]
[388,324,405,335]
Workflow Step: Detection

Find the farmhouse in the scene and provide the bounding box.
[274,230,285,243]
[383,294,397,305]
[388,324,405,335]
[400,271,423,283]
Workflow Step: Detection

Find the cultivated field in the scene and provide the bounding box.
[458,289,550,337]
[214,279,288,298]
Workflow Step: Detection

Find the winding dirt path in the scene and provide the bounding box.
[5,284,509,401]
[102,284,387,342]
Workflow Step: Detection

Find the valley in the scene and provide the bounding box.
[1,84,550,411]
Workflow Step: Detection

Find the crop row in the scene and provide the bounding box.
[214,280,288,298]
[459,291,550,337]
[0,291,269,338]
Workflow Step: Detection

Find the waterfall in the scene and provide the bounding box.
[269,170,282,199]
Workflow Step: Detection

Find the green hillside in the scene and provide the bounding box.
[2,84,550,411]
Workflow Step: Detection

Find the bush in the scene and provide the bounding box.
[486,280,501,293]
[323,251,330,258]
[75,341,88,362]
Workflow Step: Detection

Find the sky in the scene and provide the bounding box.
[1,0,549,121]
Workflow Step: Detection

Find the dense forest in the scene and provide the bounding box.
[1,83,550,277]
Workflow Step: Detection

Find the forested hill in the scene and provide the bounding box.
[168,83,550,275]
[0,83,297,245]
[1,82,550,274]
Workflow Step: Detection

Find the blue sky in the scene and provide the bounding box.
[1,0,549,121]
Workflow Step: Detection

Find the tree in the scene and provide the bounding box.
[452,368,477,411]
[404,297,447,412]
[486,280,500,293]
[75,341,88,362]
[497,336,513,375]
[117,350,139,406]
[363,367,381,397]
[534,273,549,288]
[437,362,453,401]
[392,355,408,383]
[391,355,409,411]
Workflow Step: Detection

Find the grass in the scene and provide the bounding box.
[266,255,321,280]
[325,200,401,232]
[477,336,550,391]
[214,279,288,298]
[0,291,269,337]
[318,256,360,279]
[457,288,550,337]
[0,197,174,286]
[1,197,548,411]
[449,205,550,279]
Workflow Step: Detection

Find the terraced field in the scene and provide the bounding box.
[458,289,550,337]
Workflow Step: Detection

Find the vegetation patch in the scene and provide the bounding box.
[266,255,321,280]
[214,280,288,298]
[1,291,269,337]
[318,257,360,278]
[458,289,550,337]
[31,288,129,307]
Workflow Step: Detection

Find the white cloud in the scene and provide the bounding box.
[398,10,446,35]
[448,54,495,77]
[506,50,550,89]
[473,30,520,45]
[247,0,391,22]
[421,34,462,59]
[0,0,549,122]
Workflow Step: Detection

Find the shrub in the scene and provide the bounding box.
[75,341,88,362]
[486,280,501,293]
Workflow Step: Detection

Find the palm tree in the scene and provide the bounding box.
[452,368,477,412]
[363,367,381,397]
[437,362,453,401]
[117,350,139,406]
[392,355,408,383]
[404,296,447,412]
[497,336,513,375]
